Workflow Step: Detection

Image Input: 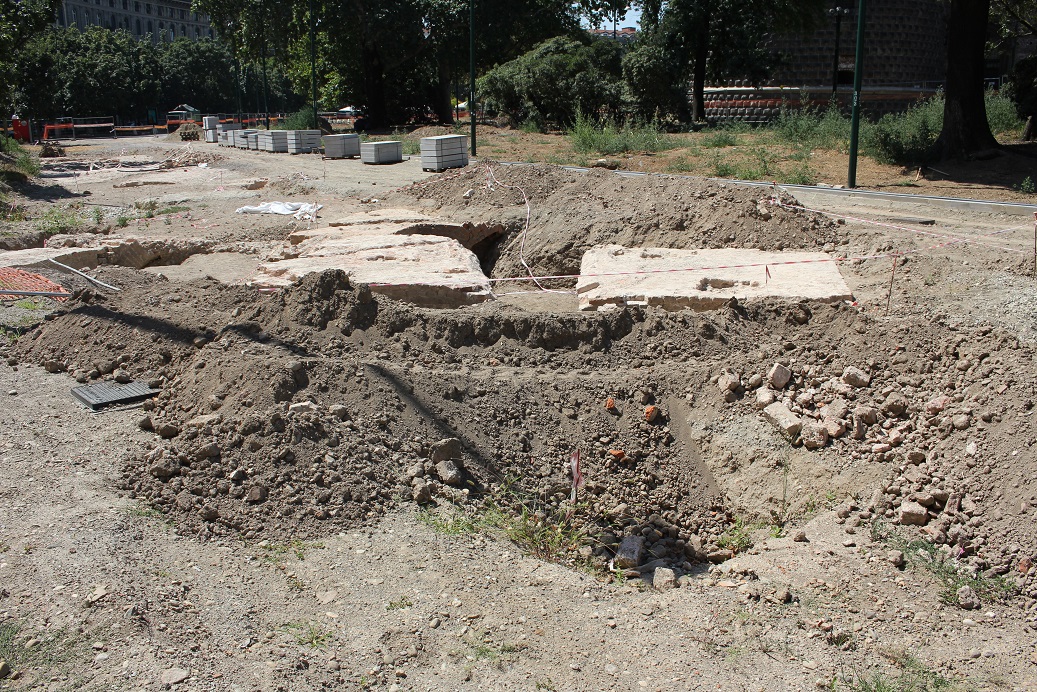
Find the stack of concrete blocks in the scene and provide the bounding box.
[360,141,403,165]
[256,131,289,153]
[202,116,219,144]
[246,132,260,150]
[420,135,469,172]
[217,123,241,147]
[286,130,322,154]
[234,130,256,149]
[323,134,360,159]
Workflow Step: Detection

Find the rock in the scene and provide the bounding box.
[822,417,846,438]
[767,363,792,389]
[820,398,849,421]
[747,374,763,390]
[956,585,980,610]
[113,368,133,384]
[755,388,776,409]
[855,406,878,425]
[44,359,64,373]
[906,450,926,464]
[882,393,909,417]
[652,567,677,591]
[707,549,735,563]
[435,459,463,486]
[717,372,740,392]
[644,405,660,422]
[245,485,268,503]
[888,550,905,568]
[138,416,154,432]
[288,400,318,415]
[792,529,808,542]
[951,413,971,430]
[925,395,952,414]
[157,423,180,439]
[430,438,463,463]
[412,480,432,504]
[800,422,829,450]
[841,366,871,387]
[898,501,928,526]
[329,404,349,420]
[0,661,9,679]
[161,668,190,685]
[614,535,645,569]
[763,402,802,438]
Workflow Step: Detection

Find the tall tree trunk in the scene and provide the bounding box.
[361,43,389,128]
[935,0,998,159]
[691,13,710,122]
[434,56,454,124]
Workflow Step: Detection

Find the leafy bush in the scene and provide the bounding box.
[0,134,40,179]
[773,104,850,150]
[478,35,624,129]
[985,89,1024,135]
[568,112,677,155]
[861,97,944,164]
[277,107,318,131]
[622,42,689,122]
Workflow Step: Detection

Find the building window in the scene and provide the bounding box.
[135,18,141,33]
[122,0,127,8]
[146,3,151,14]
[147,19,152,32]
[134,1,140,10]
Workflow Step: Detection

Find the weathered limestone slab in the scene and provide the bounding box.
[0,246,101,271]
[253,208,504,307]
[576,245,853,311]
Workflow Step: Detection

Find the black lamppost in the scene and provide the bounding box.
[469,0,476,156]
[829,6,851,96]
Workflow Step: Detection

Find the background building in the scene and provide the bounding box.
[55,0,214,42]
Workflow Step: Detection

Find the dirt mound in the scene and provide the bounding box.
[9,266,1036,598]
[383,163,842,281]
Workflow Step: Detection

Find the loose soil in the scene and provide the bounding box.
[0,136,1035,691]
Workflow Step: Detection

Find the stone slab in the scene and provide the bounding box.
[253,210,492,308]
[0,246,101,271]
[576,245,853,311]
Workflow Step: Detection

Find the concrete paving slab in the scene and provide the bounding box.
[576,245,852,311]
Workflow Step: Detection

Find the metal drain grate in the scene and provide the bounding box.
[71,380,160,410]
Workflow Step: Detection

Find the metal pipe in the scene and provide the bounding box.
[0,290,72,298]
[47,258,121,291]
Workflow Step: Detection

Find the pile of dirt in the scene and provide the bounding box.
[383,163,843,281]
[8,265,1036,599]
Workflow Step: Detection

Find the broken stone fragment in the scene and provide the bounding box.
[822,417,846,438]
[329,404,349,420]
[435,459,463,486]
[430,438,463,463]
[755,388,776,409]
[956,585,980,610]
[707,549,735,563]
[820,398,849,421]
[888,550,905,568]
[800,422,829,450]
[614,535,645,569]
[245,485,268,503]
[717,371,740,392]
[288,400,318,415]
[841,366,871,388]
[882,393,909,417]
[157,422,180,439]
[762,402,802,438]
[766,363,792,390]
[898,501,928,526]
[652,567,677,591]
[412,479,432,504]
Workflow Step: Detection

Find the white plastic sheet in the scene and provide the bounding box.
[234,201,323,221]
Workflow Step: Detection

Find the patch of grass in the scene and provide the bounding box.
[871,522,1016,606]
[115,216,129,228]
[701,130,739,148]
[0,620,92,674]
[386,596,413,611]
[708,153,735,178]
[12,298,43,310]
[568,113,680,155]
[33,206,84,236]
[781,162,818,185]
[494,503,587,563]
[773,105,850,151]
[1016,176,1035,195]
[417,506,480,536]
[156,205,190,216]
[460,630,524,662]
[0,134,41,178]
[133,199,158,218]
[1,201,29,222]
[283,622,331,649]
[716,517,754,554]
[258,539,325,563]
[844,646,957,691]
[520,119,544,134]
[91,206,103,226]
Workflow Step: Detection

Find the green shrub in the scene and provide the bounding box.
[277,107,319,131]
[985,89,1024,135]
[0,135,40,179]
[479,35,624,129]
[33,207,83,236]
[773,104,850,151]
[568,112,677,155]
[860,96,944,164]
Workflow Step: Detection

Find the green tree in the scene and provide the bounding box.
[0,0,58,113]
[478,34,624,128]
[632,0,823,123]
[159,38,237,112]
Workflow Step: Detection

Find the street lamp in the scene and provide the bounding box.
[828,6,852,96]
[469,0,476,156]
[847,0,867,189]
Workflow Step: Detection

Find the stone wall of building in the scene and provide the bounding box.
[56,0,214,42]
[767,0,948,89]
